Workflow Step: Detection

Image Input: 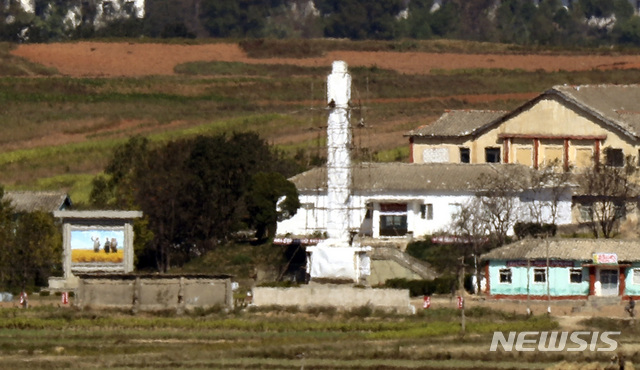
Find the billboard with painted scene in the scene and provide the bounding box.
[71,229,125,264]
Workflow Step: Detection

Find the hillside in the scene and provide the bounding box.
[4,39,640,204]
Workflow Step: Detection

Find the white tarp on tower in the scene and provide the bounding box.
[306,61,370,283]
[326,60,352,246]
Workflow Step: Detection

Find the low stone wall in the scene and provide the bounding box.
[252,284,414,314]
[76,274,233,311]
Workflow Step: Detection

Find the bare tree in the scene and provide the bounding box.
[522,159,573,226]
[578,155,639,238]
[449,199,490,294]
[474,170,523,246]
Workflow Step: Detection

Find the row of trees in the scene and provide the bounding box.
[90,133,300,272]
[0,187,61,292]
[4,0,640,46]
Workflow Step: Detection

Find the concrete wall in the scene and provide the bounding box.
[369,260,423,286]
[252,285,414,314]
[76,275,233,311]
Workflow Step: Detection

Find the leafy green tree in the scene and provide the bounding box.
[29,0,75,42]
[400,0,434,39]
[452,0,497,41]
[614,15,640,45]
[428,0,460,37]
[315,0,404,40]
[133,139,191,271]
[262,1,323,38]
[246,171,299,241]
[496,0,538,44]
[93,133,299,272]
[0,1,34,42]
[200,0,285,38]
[90,135,149,209]
[10,211,62,290]
[0,186,15,288]
[530,0,563,45]
[144,0,202,37]
[613,0,635,22]
[579,0,615,18]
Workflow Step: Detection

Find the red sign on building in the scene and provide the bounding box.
[592,253,618,264]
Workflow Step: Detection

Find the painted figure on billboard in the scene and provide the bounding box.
[71,229,125,263]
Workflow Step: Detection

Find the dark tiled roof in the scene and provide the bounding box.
[482,238,640,262]
[290,162,542,192]
[405,110,507,138]
[406,85,640,140]
[4,191,71,213]
[548,84,640,139]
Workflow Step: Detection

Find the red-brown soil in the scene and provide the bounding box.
[12,41,640,78]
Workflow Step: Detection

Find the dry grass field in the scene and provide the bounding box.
[12,41,640,78]
[71,249,123,263]
[5,40,640,204]
[0,295,634,369]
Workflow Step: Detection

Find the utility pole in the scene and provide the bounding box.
[526,258,531,316]
[546,238,551,315]
[459,256,466,334]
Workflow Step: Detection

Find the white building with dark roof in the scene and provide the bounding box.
[277,162,573,240]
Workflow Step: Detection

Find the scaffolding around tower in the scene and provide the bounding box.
[305,61,371,284]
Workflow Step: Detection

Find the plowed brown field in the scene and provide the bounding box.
[12,41,640,77]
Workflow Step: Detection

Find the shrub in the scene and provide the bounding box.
[514,222,557,239]
[346,305,373,318]
[306,306,337,317]
[384,276,459,297]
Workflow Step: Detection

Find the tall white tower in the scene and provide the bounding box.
[325,61,352,246]
[306,61,370,283]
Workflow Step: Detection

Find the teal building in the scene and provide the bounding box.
[482,239,640,300]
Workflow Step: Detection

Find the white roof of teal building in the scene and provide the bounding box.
[482,238,640,262]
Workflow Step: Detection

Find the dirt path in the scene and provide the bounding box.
[12,42,640,78]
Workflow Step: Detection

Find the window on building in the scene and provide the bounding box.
[570,268,583,284]
[579,203,593,222]
[460,147,470,163]
[499,268,512,284]
[633,269,640,285]
[485,147,501,163]
[605,148,624,167]
[421,204,433,220]
[380,215,408,236]
[534,268,547,283]
[379,203,408,236]
[423,148,449,163]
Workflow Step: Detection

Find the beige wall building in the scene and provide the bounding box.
[406,85,640,171]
